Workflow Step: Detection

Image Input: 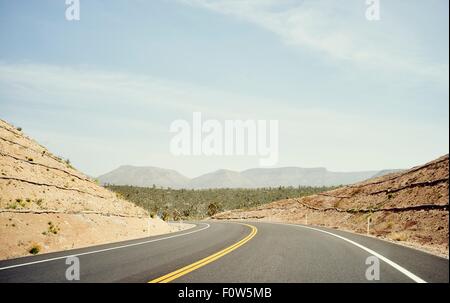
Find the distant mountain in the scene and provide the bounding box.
[370,169,404,178]
[98,165,400,189]
[98,165,190,188]
[189,169,255,189]
[241,167,379,187]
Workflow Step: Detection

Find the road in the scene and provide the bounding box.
[0,221,448,283]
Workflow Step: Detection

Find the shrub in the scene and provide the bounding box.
[207,202,219,217]
[47,221,60,235]
[161,211,170,221]
[106,185,338,220]
[6,202,17,209]
[172,210,181,221]
[65,159,74,169]
[28,243,41,255]
[15,198,26,208]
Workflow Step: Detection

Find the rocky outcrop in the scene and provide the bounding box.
[0,119,180,260]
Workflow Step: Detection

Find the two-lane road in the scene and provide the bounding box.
[0,221,448,283]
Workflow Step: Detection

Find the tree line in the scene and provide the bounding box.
[107,185,338,220]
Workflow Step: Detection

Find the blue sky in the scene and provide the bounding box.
[0,0,448,177]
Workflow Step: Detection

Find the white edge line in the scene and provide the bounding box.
[0,223,210,271]
[262,221,427,283]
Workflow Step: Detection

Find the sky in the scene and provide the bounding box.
[0,0,448,178]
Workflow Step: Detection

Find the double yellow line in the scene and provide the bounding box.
[149,223,257,283]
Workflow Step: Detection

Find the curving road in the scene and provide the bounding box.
[0,221,448,283]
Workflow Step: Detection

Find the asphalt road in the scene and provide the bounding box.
[0,221,448,283]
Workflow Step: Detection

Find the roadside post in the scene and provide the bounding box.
[367,216,372,235]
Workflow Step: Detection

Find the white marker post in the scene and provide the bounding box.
[305,214,308,225]
[367,216,372,235]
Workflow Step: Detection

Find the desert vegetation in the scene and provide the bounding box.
[107,185,338,220]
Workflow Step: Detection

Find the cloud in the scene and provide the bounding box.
[179,0,448,84]
[0,62,269,120]
[0,62,447,176]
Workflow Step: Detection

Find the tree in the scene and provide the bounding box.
[207,202,219,217]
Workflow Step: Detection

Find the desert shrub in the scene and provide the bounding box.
[207,202,219,217]
[161,211,170,221]
[47,221,60,234]
[107,185,337,219]
[107,185,336,219]
[172,210,181,221]
[6,202,18,209]
[28,243,41,255]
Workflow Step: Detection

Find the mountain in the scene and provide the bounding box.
[370,169,404,178]
[241,167,378,187]
[98,165,190,188]
[98,166,398,189]
[189,169,255,189]
[213,155,449,257]
[0,119,177,260]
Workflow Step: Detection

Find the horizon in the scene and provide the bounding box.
[1,0,448,178]
[102,162,405,180]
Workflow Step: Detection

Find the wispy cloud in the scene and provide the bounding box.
[179,0,448,84]
[0,62,447,176]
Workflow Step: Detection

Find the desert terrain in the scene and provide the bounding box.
[0,119,189,260]
[213,155,449,258]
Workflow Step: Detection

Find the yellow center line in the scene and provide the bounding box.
[148,223,258,283]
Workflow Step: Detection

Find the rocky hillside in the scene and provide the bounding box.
[0,119,182,260]
[213,155,449,257]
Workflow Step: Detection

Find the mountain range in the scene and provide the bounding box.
[98,165,402,189]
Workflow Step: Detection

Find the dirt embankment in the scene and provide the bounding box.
[0,119,187,260]
[213,155,449,257]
